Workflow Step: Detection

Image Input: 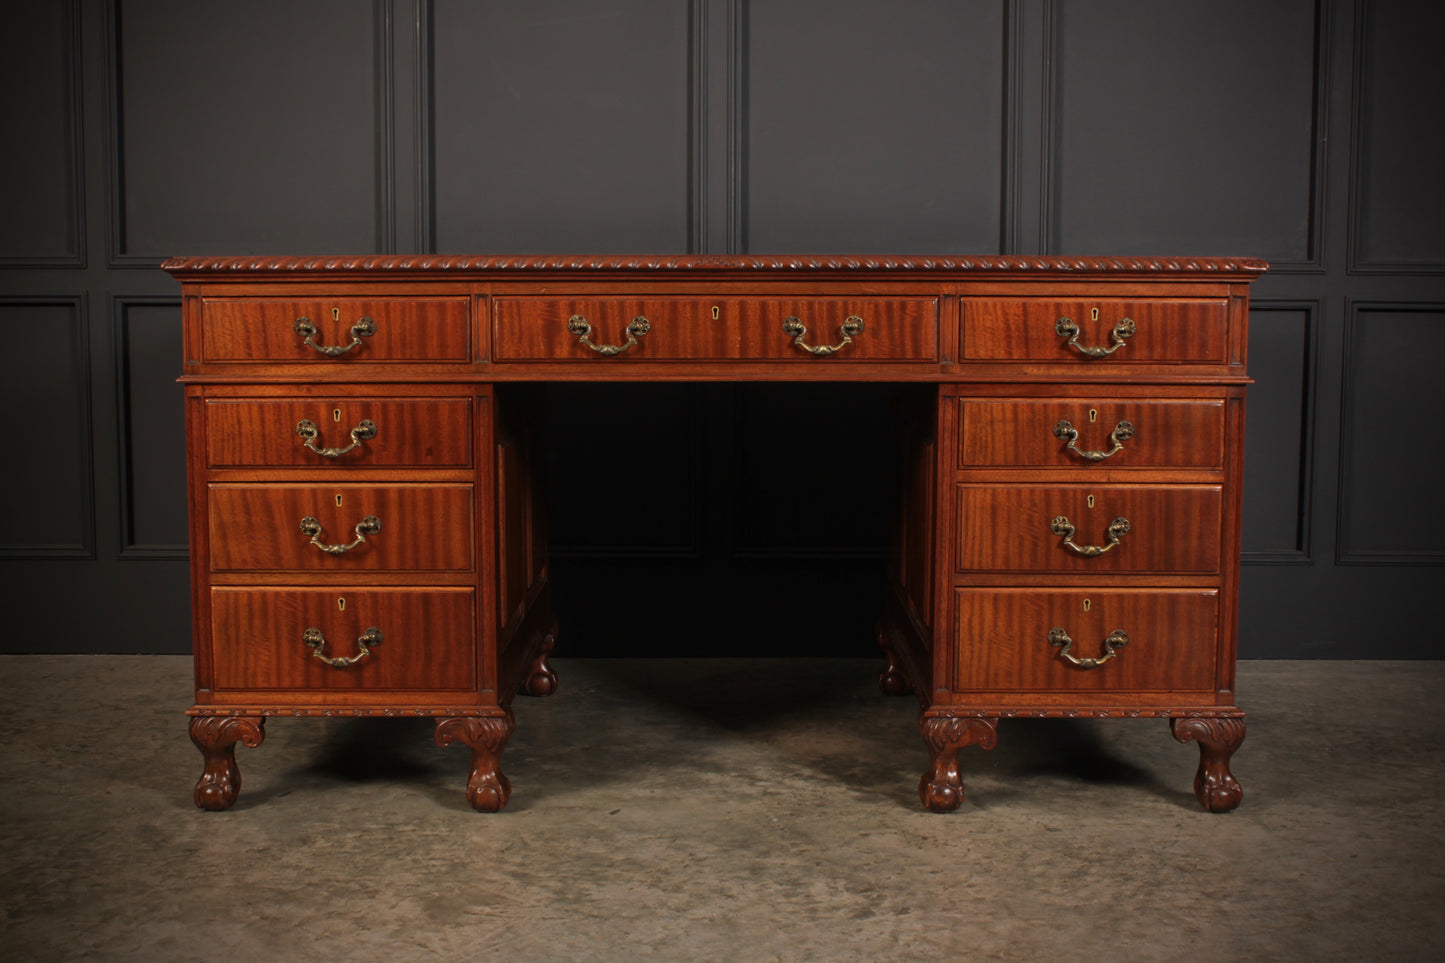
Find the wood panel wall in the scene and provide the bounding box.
[1,0,1439,658]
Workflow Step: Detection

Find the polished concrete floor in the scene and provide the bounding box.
[1,656,1442,962]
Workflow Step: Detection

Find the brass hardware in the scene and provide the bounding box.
[299,514,381,554]
[296,418,377,458]
[332,408,342,422]
[1048,627,1128,669]
[1050,515,1131,556]
[293,315,376,356]
[711,305,720,320]
[337,597,346,611]
[302,626,382,668]
[1082,598,1091,612]
[1087,494,1095,509]
[1053,419,1135,461]
[1091,307,1099,322]
[782,315,864,355]
[1088,408,1098,423]
[1054,315,1135,357]
[566,315,651,355]
[335,493,343,507]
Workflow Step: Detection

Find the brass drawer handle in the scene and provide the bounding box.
[299,514,381,554]
[295,418,377,458]
[302,626,382,667]
[782,315,864,355]
[567,315,651,355]
[1050,515,1130,556]
[1053,419,1134,461]
[1048,627,1128,669]
[293,314,376,356]
[1055,315,1135,357]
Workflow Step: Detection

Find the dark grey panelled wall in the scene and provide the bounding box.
[1,0,1440,657]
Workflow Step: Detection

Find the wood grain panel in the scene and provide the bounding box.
[201,298,470,362]
[959,398,1225,469]
[953,588,1219,692]
[205,397,473,468]
[494,298,937,361]
[210,587,475,690]
[960,299,1228,362]
[955,484,1222,574]
[208,484,473,572]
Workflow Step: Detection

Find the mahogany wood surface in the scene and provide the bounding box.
[959,298,1228,362]
[201,296,471,362]
[493,297,938,361]
[207,483,474,573]
[953,484,1223,574]
[208,587,476,691]
[958,397,1226,469]
[951,588,1219,693]
[168,254,1263,813]
[205,396,474,468]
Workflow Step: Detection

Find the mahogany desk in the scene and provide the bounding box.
[165,254,1265,813]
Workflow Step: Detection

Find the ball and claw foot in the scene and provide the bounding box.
[1171,716,1245,812]
[876,631,910,697]
[435,711,517,812]
[918,716,998,812]
[189,716,266,811]
[523,631,558,697]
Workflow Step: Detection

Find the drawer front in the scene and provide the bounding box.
[492,297,938,361]
[955,484,1222,574]
[959,298,1228,363]
[210,587,475,690]
[952,588,1219,692]
[209,484,473,572]
[958,399,1225,469]
[206,398,473,468]
[201,297,471,362]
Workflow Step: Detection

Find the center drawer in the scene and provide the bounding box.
[208,483,474,572]
[955,484,1222,574]
[209,587,476,690]
[492,297,938,362]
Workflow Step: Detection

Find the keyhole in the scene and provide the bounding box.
[1087,494,1095,509]
[336,493,344,507]
[337,597,346,612]
[332,408,342,422]
[332,307,340,322]
[1089,408,1099,423]
[1083,598,1091,612]
[1091,307,1099,322]
[711,305,720,320]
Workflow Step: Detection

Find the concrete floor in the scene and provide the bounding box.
[1,657,1441,962]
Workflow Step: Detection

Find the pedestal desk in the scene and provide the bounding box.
[165,254,1265,814]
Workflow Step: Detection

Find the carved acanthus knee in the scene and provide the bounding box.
[918,715,998,812]
[435,711,517,812]
[1171,716,1245,813]
[189,715,266,811]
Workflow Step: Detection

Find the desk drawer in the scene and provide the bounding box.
[955,484,1222,574]
[201,297,471,362]
[208,483,473,572]
[210,587,475,690]
[958,398,1225,469]
[492,297,938,361]
[960,298,1228,363]
[205,397,473,468]
[952,588,1219,693]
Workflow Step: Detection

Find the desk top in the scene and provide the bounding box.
[161,253,1269,281]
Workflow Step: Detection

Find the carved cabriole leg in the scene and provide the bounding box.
[1171,716,1246,813]
[188,716,266,811]
[522,630,558,697]
[877,628,910,697]
[919,715,999,812]
[435,711,517,812]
